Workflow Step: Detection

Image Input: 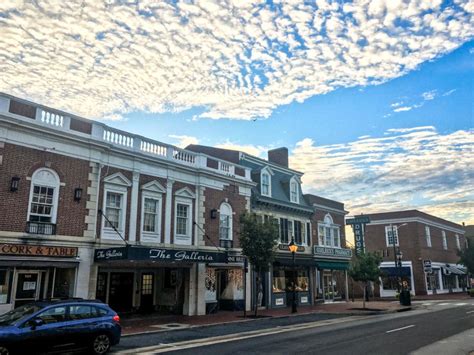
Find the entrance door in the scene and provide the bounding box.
[323,272,334,302]
[108,273,134,312]
[15,271,41,307]
[140,273,154,312]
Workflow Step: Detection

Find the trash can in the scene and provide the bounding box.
[399,290,411,306]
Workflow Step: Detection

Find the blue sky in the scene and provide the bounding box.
[1,0,473,224]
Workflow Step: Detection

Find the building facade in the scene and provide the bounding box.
[187,145,352,307]
[363,210,468,297]
[0,93,254,315]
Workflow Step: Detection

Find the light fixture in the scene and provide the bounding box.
[10,176,20,192]
[288,239,298,254]
[74,187,83,201]
[210,209,217,219]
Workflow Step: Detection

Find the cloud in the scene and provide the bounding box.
[289,127,474,225]
[214,141,270,158]
[0,1,473,120]
[168,134,199,148]
[393,106,413,112]
[422,90,437,100]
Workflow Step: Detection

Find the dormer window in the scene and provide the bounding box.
[261,172,271,196]
[290,177,299,203]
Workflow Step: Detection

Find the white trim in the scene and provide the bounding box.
[128,172,139,243]
[442,230,447,250]
[101,185,127,240]
[260,168,272,197]
[385,225,399,247]
[140,191,163,243]
[175,186,196,199]
[315,203,348,215]
[141,180,166,194]
[103,172,132,187]
[174,198,193,246]
[379,261,415,297]
[27,168,61,224]
[425,226,432,248]
[289,176,299,204]
[164,180,174,244]
[317,214,341,248]
[367,217,464,234]
[219,202,233,241]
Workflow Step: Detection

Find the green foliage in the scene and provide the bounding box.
[458,237,474,276]
[349,252,383,283]
[239,212,279,273]
[469,288,474,296]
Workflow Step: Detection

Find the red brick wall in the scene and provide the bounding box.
[310,209,347,247]
[0,143,89,236]
[203,185,248,248]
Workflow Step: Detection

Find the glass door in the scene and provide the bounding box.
[14,271,41,307]
[323,271,335,302]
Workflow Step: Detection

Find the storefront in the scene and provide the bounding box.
[94,246,245,315]
[425,262,468,295]
[313,246,351,302]
[0,242,80,314]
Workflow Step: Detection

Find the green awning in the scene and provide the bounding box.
[316,261,350,270]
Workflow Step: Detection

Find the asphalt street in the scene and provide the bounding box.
[112,300,474,355]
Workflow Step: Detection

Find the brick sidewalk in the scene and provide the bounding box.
[120,300,407,336]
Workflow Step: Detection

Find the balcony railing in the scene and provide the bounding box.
[0,94,252,181]
[26,222,56,235]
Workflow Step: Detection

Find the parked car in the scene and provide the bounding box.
[0,299,121,354]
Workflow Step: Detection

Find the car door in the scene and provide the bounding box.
[21,305,73,353]
[66,304,100,347]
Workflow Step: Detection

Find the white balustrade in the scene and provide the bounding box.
[219,161,231,173]
[140,140,167,157]
[172,149,196,165]
[103,129,134,148]
[40,109,64,128]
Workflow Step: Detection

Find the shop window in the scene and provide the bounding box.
[53,268,75,298]
[272,269,286,293]
[425,226,432,247]
[96,273,108,303]
[385,226,399,246]
[442,231,447,250]
[219,203,232,240]
[0,269,11,304]
[28,168,60,224]
[426,269,440,290]
[296,270,309,292]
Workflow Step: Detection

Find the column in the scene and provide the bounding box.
[128,171,140,243]
[164,179,174,244]
[76,247,94,299]
[345,270,349,302]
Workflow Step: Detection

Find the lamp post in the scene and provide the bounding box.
[390,223,407,296]
[288,237,298,313]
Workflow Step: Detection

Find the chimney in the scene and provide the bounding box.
[268,147,288,168]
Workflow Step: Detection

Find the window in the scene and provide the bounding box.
[442,231,447,250]
[174,201,192,245]
[0,269,11,304]
[53,268,75,298]
[28,168,60,223]
[318,214,340,248]
[280,218,289,243]
[69,305,95,320]
[105,192,123,229]
[425,226,432,247]
[385,226,399,246]
[294,221,302,244]
[290,178,299,203]
[261,172,270,196]
[141,194,162,242]
[37,306,67,324]
[219,203,232,240]
[456,234,460,250]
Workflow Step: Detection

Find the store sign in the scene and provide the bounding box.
[278,244,305,252]
[94,246,243,264]
[423,259,432,273]
[346,216,370,256]
[0,243,78,258]
[275,298,284,306]
[314,246,352,258]
[300,296,308,304]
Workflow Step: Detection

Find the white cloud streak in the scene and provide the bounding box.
[0,1,472,120]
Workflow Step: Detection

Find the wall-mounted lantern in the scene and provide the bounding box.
[210,209,217,219]
[10,176,20,192]
[74,187,83,202]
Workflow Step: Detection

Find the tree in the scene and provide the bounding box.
[458,237,474,277]
[349,252,383,309]
[239,212,279,317]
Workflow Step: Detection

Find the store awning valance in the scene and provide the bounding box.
[380,267,411,277]
[443,265,465,275]
[316,261,350,270]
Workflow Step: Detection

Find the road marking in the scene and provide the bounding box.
[114,316,366,354]
[466,310,474,314]
[455,303,468,306]
[438,303,450,306]
[386,325,415,333]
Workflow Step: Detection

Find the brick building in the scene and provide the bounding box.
[187,145,352,307]
[363,210,468,297]
[0,93,254,315]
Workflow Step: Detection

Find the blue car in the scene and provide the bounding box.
[0,299,121,355]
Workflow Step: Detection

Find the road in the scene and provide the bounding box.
[113,300,474,355]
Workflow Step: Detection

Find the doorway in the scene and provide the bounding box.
[140,273,154,312]
[108,272,134,312]
[323,271,335,302]
[14,271,41,307]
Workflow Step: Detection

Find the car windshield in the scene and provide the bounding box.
[0,304,43,326]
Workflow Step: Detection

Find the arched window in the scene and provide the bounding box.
[290,177,299,203]
[28,168,61,224]
[219,203,233,240]
[318,214,340,248]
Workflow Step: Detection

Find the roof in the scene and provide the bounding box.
[304,193,345,213]
[363,210,464,230]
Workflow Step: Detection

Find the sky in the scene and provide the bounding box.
[1,0,473,226]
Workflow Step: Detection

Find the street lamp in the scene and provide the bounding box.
[390,223,407,294]
[288,237,298,313]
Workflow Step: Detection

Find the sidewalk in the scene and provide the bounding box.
[120,300,408,336]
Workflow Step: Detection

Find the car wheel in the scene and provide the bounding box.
[91,334,111,355]
[0,346,9,355]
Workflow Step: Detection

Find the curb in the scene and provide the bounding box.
[122,306,412,337]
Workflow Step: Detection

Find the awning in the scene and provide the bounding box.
[380,267,411,277]
[316,261,350,270]
[443,265,465,275]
